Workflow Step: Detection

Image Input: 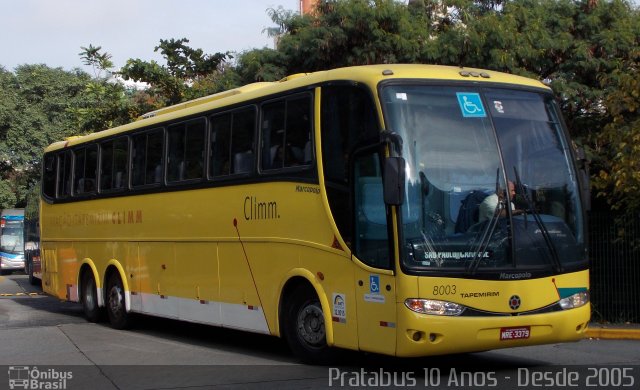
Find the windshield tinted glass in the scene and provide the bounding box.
[381,85,585,276]
[1,220,24,255]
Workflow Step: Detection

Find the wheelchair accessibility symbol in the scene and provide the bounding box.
[370,275,380,294]
[456,92,486,118]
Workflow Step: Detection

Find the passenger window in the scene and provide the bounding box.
[132,129,164,187]
[100,137,129,191]
[57,150,73,198]
[261,94,312,171]
[168,119,206,182]
[209,107,256,178]
[210,113,231,176]
[43,154,57,199]
[230,108,256,174]
[74,145,98,195]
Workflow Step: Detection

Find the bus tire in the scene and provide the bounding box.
[106,272,131,329]
[282,284,337,364]
[81,271,103,322]
[26,257,37,286]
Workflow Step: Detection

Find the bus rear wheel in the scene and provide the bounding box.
[283,285,337,364]
[81,271,103,322]
[106,273,131,329]
[26,257,37,285]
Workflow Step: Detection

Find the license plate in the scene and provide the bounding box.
[500,326,531,340]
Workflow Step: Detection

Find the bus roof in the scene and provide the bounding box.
[45,64,549,152]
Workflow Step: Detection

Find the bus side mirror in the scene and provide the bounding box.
[383,157,405,206]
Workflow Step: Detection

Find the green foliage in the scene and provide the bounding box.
[118,38,231,105]
[0,60,132,207]
[0,179,17,209]
[593,50,640,211]
[235,48,288,83]
[272,0,423,72]
[236,0,639,212]
[0,0,638,213]
[80,44,114,78]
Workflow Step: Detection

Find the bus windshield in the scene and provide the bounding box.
[1,219,25,255]
[381,84,585,276]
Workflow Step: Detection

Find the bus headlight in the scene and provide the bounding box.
[559,291,590,310]
[404,298,466,316]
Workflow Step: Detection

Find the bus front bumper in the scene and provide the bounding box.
[1,254,25,271]
[396,303,590,357]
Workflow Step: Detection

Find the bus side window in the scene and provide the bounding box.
[74,144,98,195]
[43,154,57,199]
[261,101,286,170]
[132,129,164,187]
[210,107,255,178]
[100,137,129,191]
[113,137,129,189]
[284,95,312,168]
[230,107,256,175]
[260,94,312,171]
[57,150,73,199]
[168,123,186,182]
[168,119,206,183]
[210,113,232,177]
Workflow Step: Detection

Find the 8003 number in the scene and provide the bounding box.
[433,285,456,295]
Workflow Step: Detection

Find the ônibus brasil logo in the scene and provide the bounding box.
[8,366,73,389]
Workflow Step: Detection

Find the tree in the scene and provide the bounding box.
[118,38,231,105]
[0,61,133,207]
[593,49,640,211]
[237,0,640,212]
[265,0,423,72]
[80,44,114,78]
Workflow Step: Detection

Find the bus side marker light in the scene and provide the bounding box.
[317,272,324,281]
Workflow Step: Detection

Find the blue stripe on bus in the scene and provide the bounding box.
[1,215,24,221]
[0,252,23,259]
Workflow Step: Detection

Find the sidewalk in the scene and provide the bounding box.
[585,322,640,340]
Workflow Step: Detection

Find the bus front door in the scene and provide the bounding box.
[354,266,397,355]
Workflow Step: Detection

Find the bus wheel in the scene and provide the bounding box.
[283,285,336,364]
[81,271,103,322]
[106,273,131,329]
[26,258,37,286]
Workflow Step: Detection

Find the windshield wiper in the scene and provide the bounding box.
[467,169,502,275]
[467,203,502,275]
[513,167,563,273]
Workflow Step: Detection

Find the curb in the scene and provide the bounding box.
[585,327,640,340]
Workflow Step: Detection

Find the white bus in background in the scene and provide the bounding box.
[1,208,25,275]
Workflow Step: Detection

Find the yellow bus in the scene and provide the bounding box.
[40,64,590,363]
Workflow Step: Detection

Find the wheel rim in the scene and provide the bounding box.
[296,302,325,347]
[108,283,124,319]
